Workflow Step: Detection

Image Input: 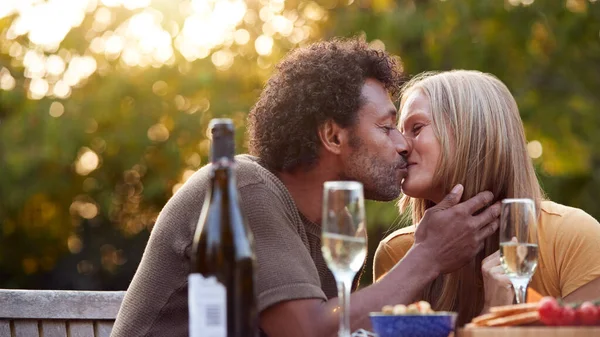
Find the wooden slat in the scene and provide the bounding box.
[13,320,38,337]
[94,321,114,337]
[41,320,67,337]
[0,320,11,337]
[68,321,94,337]
[0,290,125,319]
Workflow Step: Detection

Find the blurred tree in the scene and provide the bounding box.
[0,0,336,289]
[0,0,599,289]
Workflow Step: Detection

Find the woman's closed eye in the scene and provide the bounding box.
[412,124,424,135]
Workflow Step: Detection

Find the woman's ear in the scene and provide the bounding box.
[318,120,344,155]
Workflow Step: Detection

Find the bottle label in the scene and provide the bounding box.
[188,274,227,337]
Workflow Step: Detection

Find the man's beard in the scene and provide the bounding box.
[342,137,404,201]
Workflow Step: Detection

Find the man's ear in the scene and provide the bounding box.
[318,120,349,155]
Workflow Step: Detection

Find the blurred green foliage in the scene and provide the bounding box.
[1,0,599,289]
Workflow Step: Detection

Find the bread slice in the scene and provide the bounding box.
[489,303,539,315]
[484,311,540,327]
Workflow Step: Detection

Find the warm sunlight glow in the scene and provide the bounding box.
[0,68,16,91]
[123,0,151,10]
[527,140,543,159]
[234,29,251,45]
[116,9,174,66]
[79,202,99,219]
[303,1,326,21]
[182,169,195,182]
[1,0,338,97]
[49,101,65,117]
[211,50,234,70]
[172,183,183,195]
[147,123,170,142]
[67,235,83,254]
[75,147,100,175]
[105,35,125,55]
[53,80,72,98]
[29,78,49,100]
[100,0,121,7]
[255,35,274,55]
[94,7,113,30]
[23,50,46,79]
[46,55,66,76]
[5,0,94,52]
[186,153,202,168]
[271,15,294,36]
[508,0,535,5]
[176,0,247,61]
[152,81,168,96]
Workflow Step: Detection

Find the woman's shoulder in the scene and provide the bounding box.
[540,200,600,236]
[540,200,598,224]
[541,200,586,216]
[537,201,600,297]
[373,225,417,281]
[379,225,416,251]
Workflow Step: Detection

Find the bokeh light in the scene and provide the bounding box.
[527,140,543,159]
[0,0,334,98]
[49,101,64,117]
[75,147,101,175]
[0,68,16,90]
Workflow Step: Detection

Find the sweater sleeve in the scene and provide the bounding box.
[111,160,327,337]
[111,166,212,337]
[238,184,326,312]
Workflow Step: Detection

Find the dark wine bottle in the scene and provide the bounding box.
[188,118,258,337]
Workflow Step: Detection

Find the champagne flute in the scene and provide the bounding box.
[321,181,367,337]
[499,198,539,304]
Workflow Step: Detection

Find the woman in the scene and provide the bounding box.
[373,70,600,326]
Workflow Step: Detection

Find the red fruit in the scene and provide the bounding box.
[562,306,577,326]
[578,302,599,326]
[539,297,561,326]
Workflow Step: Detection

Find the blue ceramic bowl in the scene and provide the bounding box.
[369,312,457,337]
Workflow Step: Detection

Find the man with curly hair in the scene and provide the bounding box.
[112,37,500,337]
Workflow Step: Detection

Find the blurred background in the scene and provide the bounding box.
[1,0,599,291]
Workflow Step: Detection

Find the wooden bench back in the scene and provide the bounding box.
[0,289,125,337]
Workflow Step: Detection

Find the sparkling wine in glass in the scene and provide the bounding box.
[321,181,367,337]
[499,198,539,304]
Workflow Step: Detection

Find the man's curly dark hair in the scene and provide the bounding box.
[247,37,404,172]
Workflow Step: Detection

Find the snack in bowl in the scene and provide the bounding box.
[370,301,457,337]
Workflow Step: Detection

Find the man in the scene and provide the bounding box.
[112,37,500,337]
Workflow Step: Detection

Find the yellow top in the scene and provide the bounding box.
[373,200,600,298]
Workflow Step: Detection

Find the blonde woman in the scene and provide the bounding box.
[373,70,600,326]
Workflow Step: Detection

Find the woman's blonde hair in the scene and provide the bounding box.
[398,70,544,325]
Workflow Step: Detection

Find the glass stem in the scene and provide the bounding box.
[510,277,530,304]
[337,277,352,337]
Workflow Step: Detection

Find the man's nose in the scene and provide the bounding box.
[394,130,412,158]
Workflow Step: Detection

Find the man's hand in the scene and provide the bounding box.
[261,185,501,337]
[413,184,501,275]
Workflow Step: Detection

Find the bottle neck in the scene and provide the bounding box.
[211,136,234,163]
[209,127,235,190]
[209,159,236,193]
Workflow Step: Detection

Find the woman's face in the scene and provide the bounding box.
[399,90,445,203]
